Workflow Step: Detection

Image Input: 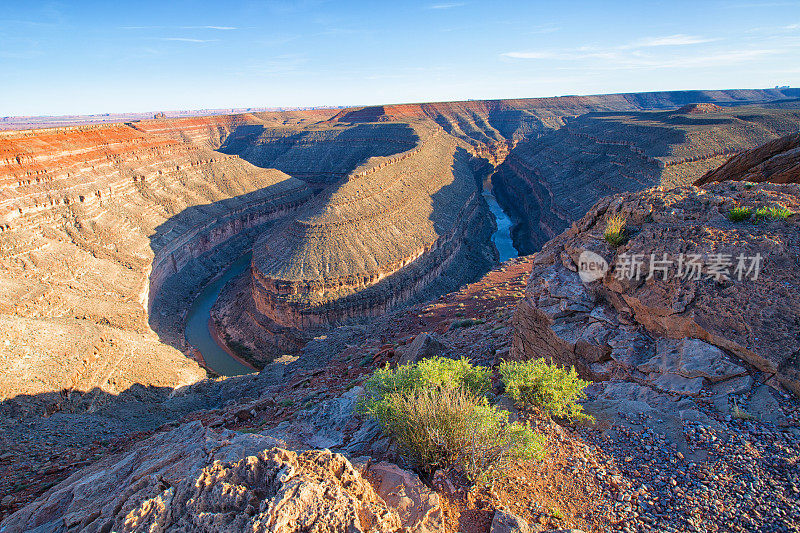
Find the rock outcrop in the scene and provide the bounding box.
[512,182,800,397]
[0,117,316,398]
[248,129,496,329]
[1,420,442,533]
[676,103,724,114]
[695,132,800,185]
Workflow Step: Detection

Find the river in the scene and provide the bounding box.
[483,175,519,262]
[184,181,518,377]
[184,252,255,376]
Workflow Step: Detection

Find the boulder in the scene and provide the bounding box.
[491,509,532,533]
[397,332,447,366]
[367,461,444,532]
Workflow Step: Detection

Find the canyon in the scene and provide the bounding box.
[2,89,799,394]
[1,88,800,531]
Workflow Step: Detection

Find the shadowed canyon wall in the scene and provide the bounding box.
[491,103,800,254]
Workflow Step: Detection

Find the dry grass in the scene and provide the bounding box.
[373,386,546,482]
[603,214,627,246]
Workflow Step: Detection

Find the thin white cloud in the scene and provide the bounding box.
[502,51,553,59]
[502,43,783,71]
[747,22,800,33]
[155,37,219,43]
[182,26,237,30]
[528,24,561,35]
[503,34,719,62]
[122,25,236,30]
[625,34,719,48]
[427,2,465,9]
[728,1,800,7]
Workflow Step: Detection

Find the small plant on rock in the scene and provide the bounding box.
[754,206,792,221]
[375,386,545,481]
[603,214,627,246]
[499,359,593,423]
[451,318,485,329]
[728,206,752,222]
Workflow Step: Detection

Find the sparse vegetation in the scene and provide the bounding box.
[728,206,752,222]
[499,359,593,423]
[366,385,545,481]
[451,318,485,329]
[603,214,627,246]
[358,357,544,482]
[732,401,754,421]
[754,206,793,221]
[358,356,491,410]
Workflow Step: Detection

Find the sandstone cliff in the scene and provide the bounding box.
[512,182,800,396]
[0,119,314,399]
[2,89,799,400]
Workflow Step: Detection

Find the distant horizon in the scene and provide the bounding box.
[1,85,797,124]
[3,0,800,116]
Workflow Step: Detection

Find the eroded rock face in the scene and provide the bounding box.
[695,132,800,186]
[512,182,800,397]
[1,420,443,533]
[0,117,313,398]
[248,127,496,330]
[492,106,800,255]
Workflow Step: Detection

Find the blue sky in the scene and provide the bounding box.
[1,0,799,116]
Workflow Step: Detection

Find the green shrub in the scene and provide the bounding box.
[728,206,752,222]
[358,356,491,417]
[499,359,593,423]
[451,318,485,329]
[368,385,546,481]
[357,357,544,483]
[754,206,792,221]
[603,214,627,246]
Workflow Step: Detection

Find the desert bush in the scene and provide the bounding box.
[358,356,490,417]
[499,359,593,423]
[369,385,545,481]
[357,357,544,482]
[451,318,485,329]
[603,214,627,246]
[728,206,752,222]
[754,206,792,221]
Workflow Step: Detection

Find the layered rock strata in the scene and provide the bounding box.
[0,119,313,398]
[248,130,495,329]
[2,88,800,396]
[512,182,800,397]
[695,132,800,185]
[493,106,800,254]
